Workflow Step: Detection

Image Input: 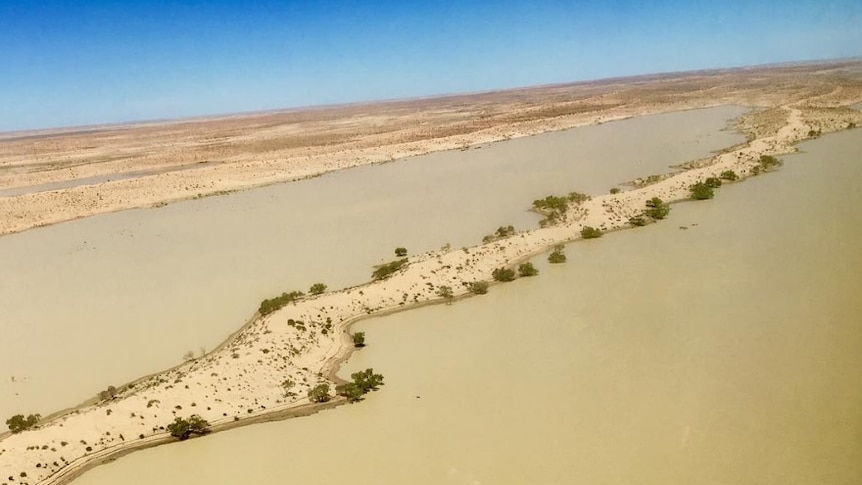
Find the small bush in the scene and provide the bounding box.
[518,262,539,277]
[848,122,856,129]
[309,283,327,295]
[759,155,782,170]
[644,197,670,220]
[548,245,566,264]
[308,383,331,403]
[580,226,602,239]
[492,267,516,282]
[352,332,366,348]
[467,281,489,294]
[533,195,568,214]
[566,192,590,204]
[720,170,738,181]
[704,177,722,188]
[372,258,408,280]
[609,188,621,194]
[629,215,647,227]
[690,182,714,200]
[166,415,210,440]
[394,247,407,257]
[436,285,454,299]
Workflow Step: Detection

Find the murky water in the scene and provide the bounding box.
[0,106,746,417]
[74,130,862,484]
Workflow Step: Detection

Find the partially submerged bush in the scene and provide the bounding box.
[518,262,539,277]
[352,332,366,348]
[483,225,516,243]
[309,283,327,295]
[436,285,454,300]
[372,258,408,280]
[548,245,567,264]
[704,177,722,188]
[394,247,408,257]
[758,155,783,170]
[336,368,385,403]
[690,182,714,200]
[492,267,516,282]
[609,187,621,194]
[580,226,602,239]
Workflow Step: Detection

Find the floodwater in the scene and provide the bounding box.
[74,129,862,484]
[0,106,746,417]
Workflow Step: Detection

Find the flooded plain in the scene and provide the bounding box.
[0,106,746,417]
[73,129,862,484]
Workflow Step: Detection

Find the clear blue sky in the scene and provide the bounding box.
[1,0,860,132]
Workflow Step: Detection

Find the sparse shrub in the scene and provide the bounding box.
[467,281,489,294]
[580,226,602,239]
[758,155,782,170]
[309,283,327,295]
[436,285,454,300]
[492,267,516,282]
[609,188,621,194]
[629,215,647,227]
[98,385,118,401]
[533,195,568,214]
[518,262,539,277]
[567,192,590,204]
[690,182,714,200]
[720,170,738,181]
[372,259,408,280]
[848,122,856,129]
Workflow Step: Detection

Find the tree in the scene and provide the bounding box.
[644,197,670,219]
[492,267,516,282]
[309,283,327,295]
[704,177,722,188]
[394,247,408,257]
[258,290,304,316]
[351,368,384,393]
[352,332,366,348]
[609,187,621,194]
[759,155,782,170]
[548,245,567,264]
[166,415,210,440]
[308,383,331,403]
[6,414,40,434]
[690,182,714,200]
[467,281,489,294]
[436,285,454,300]
[518,262,539,277]
[580,226,602,239]
[335,383,365,403]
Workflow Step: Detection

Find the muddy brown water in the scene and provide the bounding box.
[0,106,746,418]
[72,128,862,484]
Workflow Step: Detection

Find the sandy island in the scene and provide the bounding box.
[2,62,862,485]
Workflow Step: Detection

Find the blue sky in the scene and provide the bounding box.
[1,0,861,131]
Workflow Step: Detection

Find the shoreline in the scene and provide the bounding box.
[1,99,861,485]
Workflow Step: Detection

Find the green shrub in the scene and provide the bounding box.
[5,414,40,434]
[352,332,366,348]
[548,245,567,264]
[518,262,539,277]
[259,290,304,316]
[483,225,516,243]
[394,247,407,257]
[166,415,210,440]
[337,369,385,403]
[849,122,857,129]
[690,182,714,200]
[629,215,647,227]
[609,188,621,194]
[436,285,454,299]
[308,383,331,403]
[335,383,365,403]
[372,258,408,280]
[644,197,670,219]
[566,192,590,204]
[580,226,602,239]
[309,283,327,295]
[467,281,489,294]
[759,155,782,170]
[492,267,516,282]
[720,170,738,181]
[533,195,568,214]
[704,177,722,188]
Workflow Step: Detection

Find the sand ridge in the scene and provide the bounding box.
[1,93,859,485]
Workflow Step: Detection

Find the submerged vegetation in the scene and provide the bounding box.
[548,245,567,264]
[518,262,539,277]
[492,267,516,282]
[336,368,385,403]
[580,226,602,239]
[468,281,489,294]
[690,182,715,200]
[644,197,671,220]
